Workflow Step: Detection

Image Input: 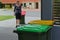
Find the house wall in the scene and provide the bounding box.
[1,0,41,9]
[21,2,40,9]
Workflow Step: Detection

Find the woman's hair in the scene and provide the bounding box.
[16,1,20,4]
[17,1,19,3]
[16,1,22,6]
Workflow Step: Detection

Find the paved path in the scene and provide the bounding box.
[0,27,18,40]
[0,18,18,40]
[0,18,16,27]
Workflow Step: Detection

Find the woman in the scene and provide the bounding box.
[14,1,22,27]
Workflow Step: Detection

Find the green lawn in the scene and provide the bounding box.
[0,15,15,21]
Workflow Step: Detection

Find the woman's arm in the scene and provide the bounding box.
[13,4,16,12]
[13,5,16,16]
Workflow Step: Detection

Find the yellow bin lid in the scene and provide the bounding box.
[28,20,54,26]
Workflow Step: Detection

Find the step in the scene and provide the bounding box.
[53,14,60,15]
[54,7,60,9]
[54,2,60,3]
[54,16,60,18]
[53,11,60,13]
[53,9,60,10]
[54,15,60,17]
[54,22,60,24]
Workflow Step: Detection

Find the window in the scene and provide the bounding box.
[24,3,26,7]
[21,3,23,6]
[29,3,32,5]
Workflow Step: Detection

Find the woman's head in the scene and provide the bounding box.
[16,1,22,6]
[16,1,20,5]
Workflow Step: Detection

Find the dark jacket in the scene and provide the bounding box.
[14,4,21,14]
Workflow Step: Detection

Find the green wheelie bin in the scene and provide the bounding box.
[20,11,26,24]
[20,15,25,24]
[13,24,52,40]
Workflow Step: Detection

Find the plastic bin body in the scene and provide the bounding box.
[20,15,25,24]
[14,31,49,40]
[14,24,52,40]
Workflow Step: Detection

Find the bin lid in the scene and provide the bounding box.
[17,24,52,32]
[28,20,54,26]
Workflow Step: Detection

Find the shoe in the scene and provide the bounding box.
[16,26,18,28]
[16,25,20,28]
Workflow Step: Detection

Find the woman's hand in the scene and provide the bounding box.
[13,12,15,16]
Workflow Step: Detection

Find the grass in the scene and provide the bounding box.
[0,15,15,21]
[3,8,12,9]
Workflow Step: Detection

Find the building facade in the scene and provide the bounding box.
[1,0,41,9]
